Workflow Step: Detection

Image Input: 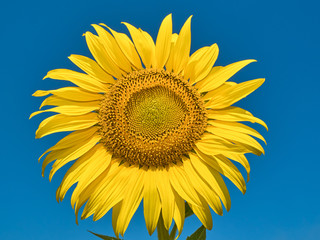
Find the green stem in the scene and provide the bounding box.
[157,213,170,240]
[169,224,177,240]
[168,203,192,240]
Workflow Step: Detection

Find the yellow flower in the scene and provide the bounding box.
[31,14,267,237]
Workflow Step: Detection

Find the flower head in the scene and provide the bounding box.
[31,14,267,237]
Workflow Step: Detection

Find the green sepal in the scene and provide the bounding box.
[185,202,194,218]
[186,225,206,240]
[169,202,195,239]
[169,224,177,240]
[88,230,123,240]
[157,213,170,240]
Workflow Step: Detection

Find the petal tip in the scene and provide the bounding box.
[32,91,40,97]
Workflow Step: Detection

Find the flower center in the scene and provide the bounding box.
[126,86,186,140]
[98,69,207,167]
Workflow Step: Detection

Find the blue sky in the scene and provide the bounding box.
[1,0,319,239]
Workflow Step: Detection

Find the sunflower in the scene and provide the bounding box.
[31,14,267,238]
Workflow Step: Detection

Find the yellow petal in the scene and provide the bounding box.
[41,132,99,176]
[101,24,143,69]
[168,162,202,207]
[68,54,115,84]
[185,44,219,84]
[196,133,247,155]
[91,165,133,222]
[78,162,124,220]
[30,104,99,119]
[115,167,145,236]
[84,32,122,78]
[56,143,111,202]
[196,141,245,156]
[49,134,101,180]
[224,153,250,182]
[38,126,98,163]
[155,14,172,69]
[194,148,247,194]
[208,120,266,144]
[91,24,132,72]
[143,169,161,235]
[206,126,265,155]
[205,78,265,109]
[156,168,174,230]
[112,201,122,239]
[43,69,108,93]
[207,106,268,130]
[32,87,103,102]
[203,81,237,100]
[74,165,110,222]
[172,16,192,74]
[81,162,127,213]
[189,152,231,211]
[172,189,185,237]
[200,82,235,102]
[141,29,157,67]
[35,112,98,139]
[188,196,213,230]
[164,33,178,72]
[196,59,256,93]
[183,157,223,215]
[38,95,100,109]
[122,22,155,68]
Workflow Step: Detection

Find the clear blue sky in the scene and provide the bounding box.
[1,0,319,239]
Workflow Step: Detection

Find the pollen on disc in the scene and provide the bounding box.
[98,69,207,167]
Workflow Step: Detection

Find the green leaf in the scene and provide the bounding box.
[88,230,122,240]
[186,225,206,240]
